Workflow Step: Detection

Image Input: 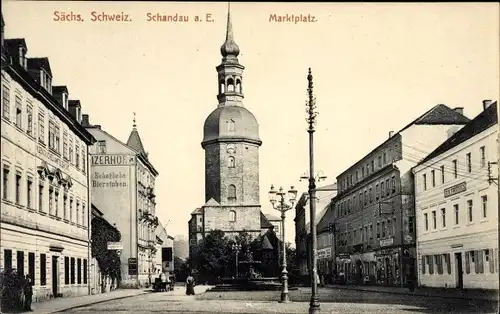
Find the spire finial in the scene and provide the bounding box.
[133,112,137,129]
[220,2,240,58]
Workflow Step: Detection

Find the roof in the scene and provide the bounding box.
[53,85,68,94]
[419,101,498,165]
[27,57,52,76]
[203,198,220,207]
[202,105,261,147]
[68,100,81,108]
[260,211,274,229]
[316,182,337,191]
[260,235,274,250]
[337,104,470,179]
[191,207,203,215]
[264,213,281,221]
[127,128,146,155]
[4,38,27,55]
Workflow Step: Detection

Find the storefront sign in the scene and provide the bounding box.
[91,154,135,166]
[37,145,69,170]
[379,237,394,247]
[444,182,466,198]
[128,258,138,275]
[318,247,332,260]
[107,242,123,250]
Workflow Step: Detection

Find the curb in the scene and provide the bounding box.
[48,291,150,313]
[327,286,497,302]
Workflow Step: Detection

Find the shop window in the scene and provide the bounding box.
[40,254,47,286]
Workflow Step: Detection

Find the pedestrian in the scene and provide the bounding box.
[407,272,416,292]
[185,273,195,295]
[23,274,34,311]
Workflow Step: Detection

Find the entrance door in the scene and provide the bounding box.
[454,252,463,289]
[52,256,59,297]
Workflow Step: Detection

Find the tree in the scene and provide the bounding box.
[91,216,121,282]
[191,230,231,281]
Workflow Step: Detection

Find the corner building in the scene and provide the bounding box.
[189,9,274,255]
[1,16,96,301]
[413,100,498,290]
[333,104,470,285]
[83,115,159,288]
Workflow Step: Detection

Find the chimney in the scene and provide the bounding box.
[483,99,494,110]
[388,131,394,139]
[453,107,464,115]
[81,114,90,126]
[68,100,82,123]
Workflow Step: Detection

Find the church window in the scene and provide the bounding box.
[219,80,225,94]
[227,78,235,92]
[228,156,235,168]
[236,78,242,93]
[229,210,236,222]
[227,119,235,132]
[227,185,236,201]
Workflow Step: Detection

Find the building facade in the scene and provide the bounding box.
[333,104,470,285]
[413,100,498,290]
[264,214,282,240]
[155,222,174,275]
[316,199,336,278]
[189,9,274,256]
[294,183,337,278]
[83,114,159,288]
[1,17,96,301]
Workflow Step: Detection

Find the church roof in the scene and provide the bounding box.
[191,207,203,215]
[260,234,274,250]
[265,213,281,221]
[202,105,261,146]
[203,198,220,207]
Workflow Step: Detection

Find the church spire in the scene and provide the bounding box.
[220,2,240,61]
[127,112,147,157]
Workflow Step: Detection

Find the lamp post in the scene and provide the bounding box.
[305,68,321,313]
[231,243,242,278]
[268,184,298,303]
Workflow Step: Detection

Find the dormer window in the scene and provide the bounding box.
[18,47,27,69]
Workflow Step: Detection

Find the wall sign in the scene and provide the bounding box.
[444,182,466,198]
[91,154,135,166]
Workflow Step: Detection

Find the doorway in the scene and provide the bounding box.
[52,256,59,297]
[454,252,463,289]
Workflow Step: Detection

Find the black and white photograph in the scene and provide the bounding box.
[0,1,499,313]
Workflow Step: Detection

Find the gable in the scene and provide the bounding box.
[87,127,137,155]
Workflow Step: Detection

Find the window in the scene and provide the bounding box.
[475,250,484,274]
[393,218,397,235]
[369,188,372,203]
[432,210,437,229]
[371,160,374,172]
[65,257,70,284]
[2,166,9,200]
[27,177,33,209]
[480,146,486,168]
[83,259,88,284]
[76,145,80,168]
[387,219,392,236]
[466,153,472,173]
[481,195,487,218]
[445,254,451,274]
[82,149,86,173]
[63,194,68,220]
[375,184,379,200]
[97,140,107,153]
[38,113,45,144]
[364,190,367,205]
[69,141,73,163]
[16,251,24,277]
[381,181,385,197]
[421,255,426,274]
[359,192,362,206]
[63,133,68,160]
[427,255,434,274]
[385,179,389,196]
[381,221,386,237]
[48,122,60,153]
[15,173,21,204]
[71,257,75,284]
[441,208,446,228]
[378,156,382,167]
[431,170,435,187]
[76,202,80,225]
[408,216,414,233]
[362,167,365,178]
[82,203,86,226]
[2,84,10,120]
[28,253,35,282]
[40,253,46,286]
[422,174,427,191]
[486,249,494,273]
[55,191,59,217]
[229,210,236,222]
[383,152,387,164]
[435,255,443,274]
[391,176,396,193]
[452,159,458,178]
[376,222,380,238]
[355,171,359,181]
[26,104,33,135]
[467,200,473,222]
[4,249,12,270]
[70,198,73,222]
[49,187,54,215]
[465,251,471,274]
[227,185,236,201]
[77,258,82,284]
[228,156,235,168]
[227,119,235,132]
[440,165,445,184]
[39,184,44,212]
[369,224,373,239]
[15,96,22,127]
[454,204,459,225]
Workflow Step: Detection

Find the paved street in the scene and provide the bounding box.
[56,286,498,313]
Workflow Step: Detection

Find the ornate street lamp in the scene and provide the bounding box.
[231,243,242,278]
[269,184,298,303]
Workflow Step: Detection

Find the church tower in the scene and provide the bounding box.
[200,6,262,237]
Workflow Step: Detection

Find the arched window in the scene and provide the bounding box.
[227,184,236,201]
[228,156,235,168]
[219,80,225,94]
[227,119,235,132]
[229,210,236,222]
[236,78,242,93]
[227,78,235,92]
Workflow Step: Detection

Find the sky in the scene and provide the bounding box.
[3,1,499,246]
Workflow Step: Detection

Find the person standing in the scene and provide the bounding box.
[23,274,34,311]
[185,273,195,295]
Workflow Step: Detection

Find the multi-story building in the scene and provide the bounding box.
[413,100,498,290]
[154,222,174,275]
[1,16,96,301]
[333,104,470,286]
[265,214,282,240]
[316,198,337,278]
[82,114,160,288]
[294,183,337,279]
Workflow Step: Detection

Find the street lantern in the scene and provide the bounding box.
[268,184,296,303]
